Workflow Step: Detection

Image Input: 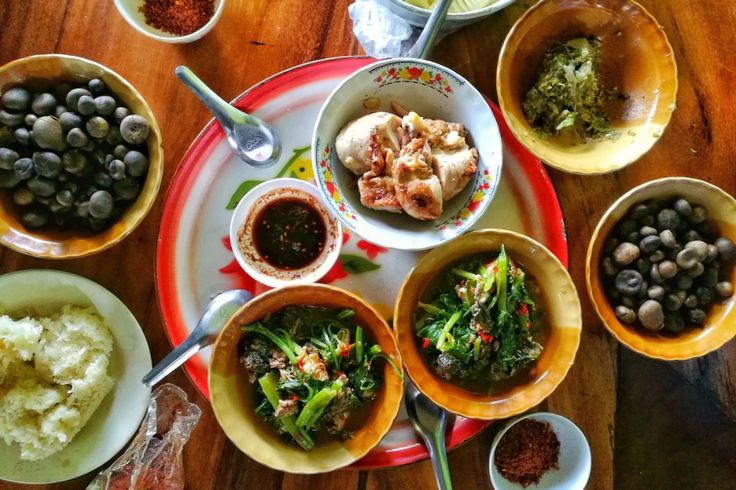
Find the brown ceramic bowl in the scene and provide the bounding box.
[209,284,404,473]
[0,54,163,258]
[394,229,582,420]
[586,177,736,360]
[497,0,678,174]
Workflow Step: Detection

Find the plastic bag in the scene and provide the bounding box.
[87,384,202,490]
[348,0,416,58]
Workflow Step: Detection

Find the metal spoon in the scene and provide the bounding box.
[142,290,253,387]
[406,0,453,59]
[176,65,281,167]
[405,381,453,490]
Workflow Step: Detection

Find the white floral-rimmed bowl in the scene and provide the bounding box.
[229,178,342,288]
[312,58,503,251]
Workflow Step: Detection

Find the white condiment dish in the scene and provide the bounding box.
[229,178,342,288]
[113,0,226,43]
[0,270,152,484]
[489,412,591,490]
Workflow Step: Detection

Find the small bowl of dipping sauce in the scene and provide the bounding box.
[229,178,342,288]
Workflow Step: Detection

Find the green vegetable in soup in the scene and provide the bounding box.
[415,247,543,390]
[522,38,618,140]
[240,306,402,450]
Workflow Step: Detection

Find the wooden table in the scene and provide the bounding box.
[2,0,736,488]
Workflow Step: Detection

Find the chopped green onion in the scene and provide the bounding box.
[243,324,298,364]
[355,326,364,363]
[451,268,479,282]
[258,373,314,450]
[418,302,443,316]
[337,309,355,320]
[436,311,462,351]
[497,246,509,316]
[295,378,345,430]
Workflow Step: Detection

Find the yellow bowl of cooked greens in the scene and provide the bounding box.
[496,0,678,174]
[209,284,404,473]
[395,229,581,420]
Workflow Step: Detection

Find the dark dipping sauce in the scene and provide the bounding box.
[253,198,326,270]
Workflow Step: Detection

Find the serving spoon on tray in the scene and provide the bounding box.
[142,289,253,387]
[176,66,282,168]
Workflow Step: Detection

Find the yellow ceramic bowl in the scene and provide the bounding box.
[394,229,581,420]
[209,284,404,474]
[586,177,736,360]
[496,0,678,174]
[0,54,163,258]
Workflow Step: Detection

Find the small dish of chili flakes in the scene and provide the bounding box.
[113,0,226,44]
[489,412,591,489]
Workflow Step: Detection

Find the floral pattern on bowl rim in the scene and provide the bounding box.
[370,61,463,96]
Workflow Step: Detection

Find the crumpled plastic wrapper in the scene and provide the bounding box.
[348,0,417,58]
[87,384,202,490]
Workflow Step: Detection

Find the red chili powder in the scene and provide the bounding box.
[139,0,215,36]
[494,419,561,487]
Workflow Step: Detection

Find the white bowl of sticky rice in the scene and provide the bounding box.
[0,270,151,484]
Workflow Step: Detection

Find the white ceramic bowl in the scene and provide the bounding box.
[113,0,225,43]
[489,412,591,490]
[229,178,342,288]
[0,270,152,484]
[381,0,516,28]
[312,57,503,251]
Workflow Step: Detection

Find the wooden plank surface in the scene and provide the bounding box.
[0,0,734,489]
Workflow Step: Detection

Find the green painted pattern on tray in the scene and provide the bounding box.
[226,145,311,210]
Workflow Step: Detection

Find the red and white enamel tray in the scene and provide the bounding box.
[156,57,567,468]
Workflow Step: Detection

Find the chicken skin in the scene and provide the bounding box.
[393,137,443,220]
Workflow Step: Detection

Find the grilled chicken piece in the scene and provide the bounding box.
[335,112,403,176]
[422,118,478,201]
[357,175,403,213]
[393,137,443,220]
[432,146,478,201]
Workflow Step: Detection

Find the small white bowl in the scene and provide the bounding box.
[382,0,516,28]
[489,412,591,490]
[0,270,152,484]
[229,178,342,288]
[113,0,225,43]
[312,57,503,251]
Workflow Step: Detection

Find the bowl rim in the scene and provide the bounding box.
[311,56,503,251]
[585,176,736,360]
[228,177,342,287]
[0,53,164,259]
[488,411,591,490]
[208,283,405,473]
[388,0,517,20]
[495,0,679,175]
[112,0,226,43]
[394,228,582,419]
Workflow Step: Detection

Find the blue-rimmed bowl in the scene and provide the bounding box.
[312,58,503,251]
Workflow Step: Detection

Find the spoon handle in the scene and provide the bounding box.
[407,0,453,60]
[422,426,453,490]
[175,65,258,128]
[142,331,208,387]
